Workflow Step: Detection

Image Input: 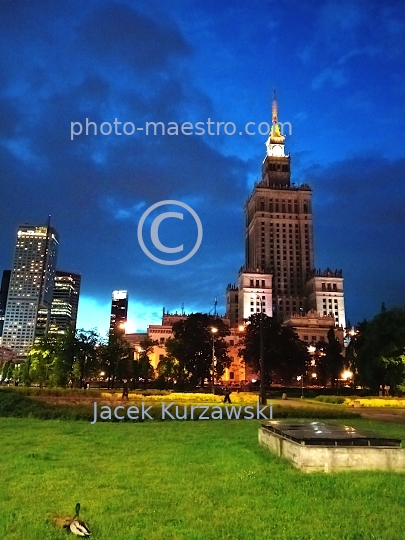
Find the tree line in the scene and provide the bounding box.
[1,307,404,392]
[1,329,156,389]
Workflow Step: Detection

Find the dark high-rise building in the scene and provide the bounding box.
[226,94,346,329]
[109,290,128,334]
[244,95,314,321]
[2,222,59,358]
[0,270,11,337]
[49,271,81,334]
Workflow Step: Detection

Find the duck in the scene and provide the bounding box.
[54,502,91,537]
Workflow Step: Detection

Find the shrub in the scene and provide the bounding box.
[12,386,102,398]
[314,395,345,405]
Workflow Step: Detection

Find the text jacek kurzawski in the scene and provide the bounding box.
[90,401,273,423]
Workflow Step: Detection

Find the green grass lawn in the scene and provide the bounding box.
[0,418,404,540]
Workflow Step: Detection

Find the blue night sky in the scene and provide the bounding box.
[0,0,404,335]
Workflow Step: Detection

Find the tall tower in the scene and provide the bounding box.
[49,270,81,334]
[109,290,128,335]
[2,222,59,358]
[245,93,314,321]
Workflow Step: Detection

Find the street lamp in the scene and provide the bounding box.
[297,374,304,398]
[211,327,218,394]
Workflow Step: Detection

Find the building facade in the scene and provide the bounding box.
[282,310,344,346]
[49,270,81,334]
[1,222,59,358]
[125,310,249,384]
[110,290,128,334]
[227,94,346,332]
[306,269,346,328]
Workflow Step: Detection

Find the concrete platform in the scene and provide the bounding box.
[259,421,405,473]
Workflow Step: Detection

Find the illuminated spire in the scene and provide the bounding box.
[270,89,282,139]
[272,89,278,124]
[265,89,285,157]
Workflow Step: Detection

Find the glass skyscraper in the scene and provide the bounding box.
[1,222,59,358]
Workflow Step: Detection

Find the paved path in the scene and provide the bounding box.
[358,409,405,424]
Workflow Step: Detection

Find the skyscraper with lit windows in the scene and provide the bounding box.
[109,290,128,334]
[227,94,346,330]
[244,94,314,321]
[1,222,59,358]
[49,270,81,334]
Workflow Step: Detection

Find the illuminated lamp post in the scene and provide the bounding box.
[297,374,304,398]
[211,327,218,393]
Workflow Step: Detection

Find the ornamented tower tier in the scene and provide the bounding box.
[245,93,315,322]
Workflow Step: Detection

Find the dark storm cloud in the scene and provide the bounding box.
[308,155,405,323]
[78,2,191,71]
[0,0,244,312]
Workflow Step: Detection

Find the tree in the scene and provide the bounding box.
[48,330,77,387]
[352,307,405,392]
[133,337,156,387]
[157,355,180,384]
[239,314,310,385]
[28,335,60,387]
[99,329,133,388]
[72,329,100,388]
[20,357,32,386]
[165,313,231,388]
[1,360,13,382]
[25,329,101,388]
[316,329,345,388]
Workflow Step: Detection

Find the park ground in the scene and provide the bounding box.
[0,397,405,540]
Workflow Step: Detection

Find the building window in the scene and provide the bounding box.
[229,372,235,380]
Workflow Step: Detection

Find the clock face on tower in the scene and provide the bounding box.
[272,144,283,157]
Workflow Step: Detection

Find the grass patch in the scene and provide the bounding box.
[0,417,404,540]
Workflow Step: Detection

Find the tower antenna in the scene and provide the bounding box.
[272,88,278,124]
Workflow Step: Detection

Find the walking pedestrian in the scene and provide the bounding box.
[223,386,232,404]
[122,378,129,400]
